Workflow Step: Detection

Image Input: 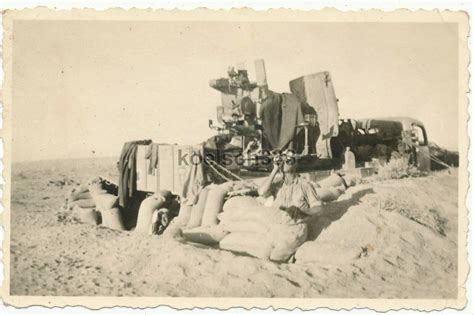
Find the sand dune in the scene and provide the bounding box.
[9,158,458,297]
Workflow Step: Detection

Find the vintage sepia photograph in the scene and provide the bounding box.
[1,8,469,310]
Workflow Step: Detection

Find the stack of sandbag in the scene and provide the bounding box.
[181,185,227,228]
[186,185,231,228]
[87,178,125,231]
[181,225,229,245]
[67,185,95,209]
[174,179,258,226]
[135,190,179,235]
[67,185,99,225]
[172,182,234,243]
[218,196,308,262]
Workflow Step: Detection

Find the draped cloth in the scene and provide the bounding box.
[259,91,282,149]
[278,93,305,150]
[180,144,208,205]
[259,91,305,151]
[117,140,152,208]
[145,143,160,175]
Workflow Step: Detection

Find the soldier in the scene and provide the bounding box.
[258,151,354,221]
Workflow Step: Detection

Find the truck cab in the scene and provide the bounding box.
[331,117,430,171]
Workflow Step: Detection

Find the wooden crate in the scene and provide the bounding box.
[136,145,148,191]
[136,143,193,195]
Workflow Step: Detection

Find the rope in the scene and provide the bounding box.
[204,157,234,182]
[213,160,245,181]
[418,149,453,169]
[426,152,452,168]
[205,157,244,181]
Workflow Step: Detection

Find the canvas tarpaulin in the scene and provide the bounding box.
[290,71,340,158]
[259,91,305,151]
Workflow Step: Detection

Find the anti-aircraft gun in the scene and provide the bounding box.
[207,59,342,174]
[106,60,431,203]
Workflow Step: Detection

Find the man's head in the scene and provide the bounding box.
[275,150,299,174]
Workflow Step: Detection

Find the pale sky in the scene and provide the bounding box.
[12,21,459,162]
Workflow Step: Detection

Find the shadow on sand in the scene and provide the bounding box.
[306,188,375,241]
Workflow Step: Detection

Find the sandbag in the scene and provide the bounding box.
[216,181,236,191]
[69,185,89,195]
[89,188,108,195]
[91,193,119,210]
[222,179,260,193]
[162,218,184,240]
[69,191,92,202]
[201,188,229,226]
[68,198,96,209]
[159,190,175,202]
[250,177,267,187]
[87,178,104,193]
[231,180,258,191]
[317,186,345,202]
[135,194,166,234]
[317,173,344,188]
[72,206,99,225]
[270,223,308,262]
[220,219,268,234]
[218,205,308,262]
[176,203,193,225]
[259,195,275,207]
[186,188,209,228]
[101,207,126,230]
[219,232,273,260]
[223,196,260,212]
[182,226,229,245]
[218,206,292,229]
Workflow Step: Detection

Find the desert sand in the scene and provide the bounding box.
[9,158,458,298]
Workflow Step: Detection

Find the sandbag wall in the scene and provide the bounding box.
[173,181,308,262]
[66,178,126,231]
[67,185,99,225]
[67,180,182,234]
[218,197,308,262]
